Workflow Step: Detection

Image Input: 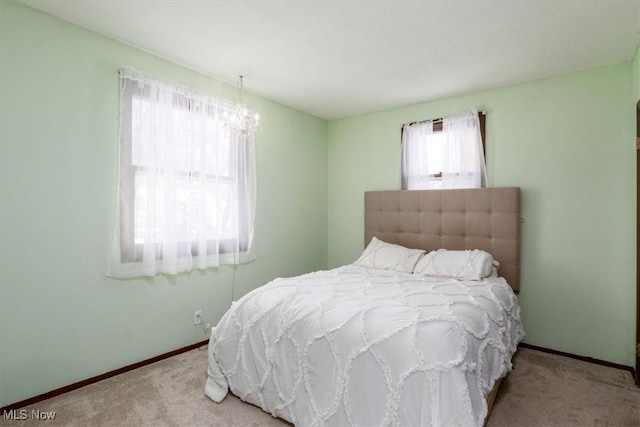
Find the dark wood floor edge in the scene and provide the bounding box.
[0,339,209,413]
[519,342,637,380]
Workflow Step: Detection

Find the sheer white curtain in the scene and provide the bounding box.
[108,69,256,278]
[401,109,486,190]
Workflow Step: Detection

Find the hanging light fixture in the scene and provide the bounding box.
[225,75,260,135]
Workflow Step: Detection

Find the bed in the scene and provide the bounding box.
[205,187,524,426]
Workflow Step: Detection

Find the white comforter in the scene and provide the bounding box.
[205,265,524,427]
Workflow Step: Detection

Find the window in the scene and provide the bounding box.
[401,110,486,190]
[108,69,256,278]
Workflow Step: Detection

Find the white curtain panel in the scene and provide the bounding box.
[108,69,256,278]
[401,109,487,190]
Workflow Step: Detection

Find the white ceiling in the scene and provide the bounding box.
[20,0,640,120]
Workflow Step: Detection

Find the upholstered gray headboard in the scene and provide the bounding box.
[364,187,521,291]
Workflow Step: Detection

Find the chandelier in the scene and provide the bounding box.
[225,75,260,135]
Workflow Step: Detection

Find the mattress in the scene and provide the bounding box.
[205,265,524,426]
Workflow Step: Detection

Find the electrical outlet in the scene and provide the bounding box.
[193,310,203,325]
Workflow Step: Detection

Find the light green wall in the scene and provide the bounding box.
[0,1,327,407]
[328,64,636,366]
[633,44,640,103]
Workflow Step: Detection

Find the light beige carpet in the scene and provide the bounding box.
[1,346,638,427]
[486,348,640,427]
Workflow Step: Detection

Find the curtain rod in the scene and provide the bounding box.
[402,110,486,128]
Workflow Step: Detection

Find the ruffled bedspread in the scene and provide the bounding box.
[205,265,524,427]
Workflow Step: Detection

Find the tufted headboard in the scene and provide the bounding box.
[364,187,521,292]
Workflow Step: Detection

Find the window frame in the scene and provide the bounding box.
[401,111,486,188]
[118,85,250,264]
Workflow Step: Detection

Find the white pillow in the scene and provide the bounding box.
[354,237,425,273]
[413,249,494,280]
[489,260,501,277]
